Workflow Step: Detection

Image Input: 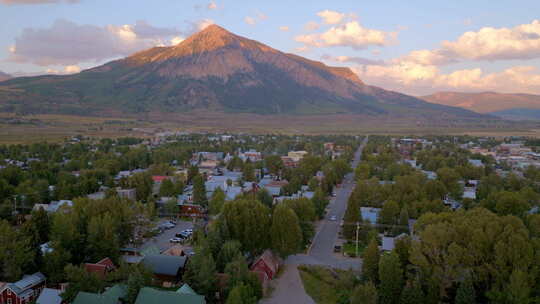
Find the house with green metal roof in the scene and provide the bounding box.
[72,284,127,304]
[134,287,205,304]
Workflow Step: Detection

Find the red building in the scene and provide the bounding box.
[0,272,46,304]
[250,250,281,281]
[178,202,205,218]
[84,257,116,279]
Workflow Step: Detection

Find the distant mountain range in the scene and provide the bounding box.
[0,25,487,121]
[0,71,11,82]
[422,91,540,120]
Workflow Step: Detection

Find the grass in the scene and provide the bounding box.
[1,111,540,144]
[342,242,366,258]
[298,265,355,304]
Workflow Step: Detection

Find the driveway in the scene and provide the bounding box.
[262,137,367,303]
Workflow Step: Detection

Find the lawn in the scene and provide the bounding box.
[298,265,356,304]
[342,242,366,258]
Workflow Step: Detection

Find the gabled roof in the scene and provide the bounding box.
[142,255,187,277]
[4,272,46,296]
[135,287,205,304]
[251,250,280,274]
[72,285,127,304]
[176,284,197,295]
[36,288,62,304]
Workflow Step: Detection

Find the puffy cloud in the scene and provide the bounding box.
[440,20,540,61]
[194,19,215,31]
[279,26,290,32]
[354,62,540,95]
[170,36,184,45]
[244,11,267,26]
[8,19,184,66]
[244,17,256,26]
[317,10,346,25]
[45,65,81,74]
[397,20,540,67]
[1,0,78,5]
[295,21,396,50]
[207,1,217,10]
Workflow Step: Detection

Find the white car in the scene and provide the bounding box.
[169,237,183,243]
[330,215,337,221]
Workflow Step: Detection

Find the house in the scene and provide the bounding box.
[280,156,297,168]
[381,233,408,251]
[250,250,281,281]
[134,287,205,304]
[360,207,381,224]
[0,272,46,304]
[84,257,116,279]
[264,180,288,197]
[72,284,126,304]
[141,255,187,286]
[162,245,185,257]
[287,151,308,162]
[32,200,72,213]
[116,188,137,201]
[468,159,484,167]
[36,288,62,304]
[177,202,205,218]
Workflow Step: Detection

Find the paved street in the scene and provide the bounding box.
[262,137,367,304]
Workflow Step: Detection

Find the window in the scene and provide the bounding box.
[7,298,12,304]
[6,289,11,296]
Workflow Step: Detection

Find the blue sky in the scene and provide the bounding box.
[1,0,540,95]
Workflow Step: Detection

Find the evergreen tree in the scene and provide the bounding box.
[184,246,217,297]
[217,240,242,272]
[398,206,409,234]
[378,252,404,304]
[362,238,380,283]
[270,204,302,257]
[312,187,329,219]
[242,162,256,182]
[192,174,208,207]
[87,213,119,262]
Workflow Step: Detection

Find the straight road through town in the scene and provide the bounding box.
[261,136,367,304]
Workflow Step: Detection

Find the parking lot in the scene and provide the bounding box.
[139,218,196,252]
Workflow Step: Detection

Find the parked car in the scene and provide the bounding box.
[160,222,175,229]
[169,237,183,243]
[330,215,337,221]
[334,245,342,252]
[332,192,337,197]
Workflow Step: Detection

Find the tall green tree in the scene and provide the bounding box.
[192,174,208,206]
[362,238,380,283]
[378,252,404,304]
[209,188,226,215]
[226,283,257,304]
[270,204,302,257]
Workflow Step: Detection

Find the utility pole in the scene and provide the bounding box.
[355,221,360,257]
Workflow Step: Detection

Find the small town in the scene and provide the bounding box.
[0,132,538,303]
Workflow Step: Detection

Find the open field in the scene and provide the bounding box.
[1,112,540,144]
[298,265,355,304]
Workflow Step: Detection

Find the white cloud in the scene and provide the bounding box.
[207,1,217,10]
[244,11,267,26]
[295,21,396,50]
[354,62,540,95]
[317,10,346,25]
[45,65,81,74]
[170,36,184,45]
[441,20,540,61]
[322,54,386,66]
[244,17,256,26]
[195,19,215,31]
[8,19,185,66]
[279,26,290,32]
[1,0,78,5]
